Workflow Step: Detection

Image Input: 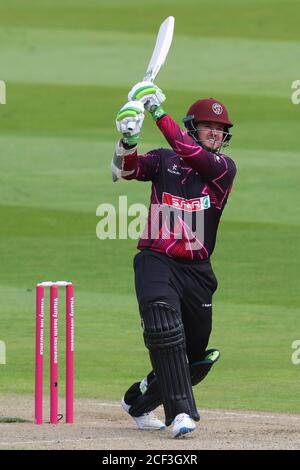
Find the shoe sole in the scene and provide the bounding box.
[136,424,166,430]
[174,426,195,438]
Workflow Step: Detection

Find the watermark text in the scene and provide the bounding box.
[0,340,6,364]
[291,80,300,104]
[96,195,206,250]
[291,340,300,365]
[0,80,6,104]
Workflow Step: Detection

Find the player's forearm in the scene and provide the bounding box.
[156,113,202,157]
[111,139,138,181]
[111,139,160,182]
[121,140,138,171]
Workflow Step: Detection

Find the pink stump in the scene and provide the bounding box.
[66,284,74,423]
[35,285,44,424]
[50,285,59,424]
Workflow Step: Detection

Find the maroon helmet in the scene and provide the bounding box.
[183,98,233,152]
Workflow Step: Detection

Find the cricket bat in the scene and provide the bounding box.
[143,16,175,82]
[126,16,175,132]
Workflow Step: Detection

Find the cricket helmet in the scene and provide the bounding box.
[183,98,233,152]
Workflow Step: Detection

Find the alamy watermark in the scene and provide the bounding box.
[291,80,300,104]
[291,340,300,365]
[0,80,6,104]
[96,195,208,250]
[0,340,6,364]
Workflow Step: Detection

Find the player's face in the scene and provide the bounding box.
[196,121,225,151]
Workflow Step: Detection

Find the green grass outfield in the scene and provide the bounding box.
[0,0,300,414]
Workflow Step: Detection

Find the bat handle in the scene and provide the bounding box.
[126,121,136,133]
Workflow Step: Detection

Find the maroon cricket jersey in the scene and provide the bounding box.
[122,114,237,261]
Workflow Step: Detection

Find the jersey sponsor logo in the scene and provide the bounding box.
[162,192,210,212]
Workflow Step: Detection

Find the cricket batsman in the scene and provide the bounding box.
[112,82,237,438]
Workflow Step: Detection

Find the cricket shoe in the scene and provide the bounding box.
[121,397,166,430]
[172,413,196,438]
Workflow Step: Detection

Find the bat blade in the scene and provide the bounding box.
[125,17,174,134]
[144,16,175,82]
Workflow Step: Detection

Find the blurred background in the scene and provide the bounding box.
[0,0,299,413]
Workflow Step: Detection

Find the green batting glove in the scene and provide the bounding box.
[128,81,166,112]
[116,101,145,146]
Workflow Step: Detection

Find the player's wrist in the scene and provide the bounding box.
[150,105,166,121]
[122,133,140,147]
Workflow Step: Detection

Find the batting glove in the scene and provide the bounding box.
[128,81,166,112]
[116,101,145,146]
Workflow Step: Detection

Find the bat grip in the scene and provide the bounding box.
[126,121,136,132]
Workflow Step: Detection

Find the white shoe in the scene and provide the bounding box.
[121,397,166,430]
[172,413,196,438]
